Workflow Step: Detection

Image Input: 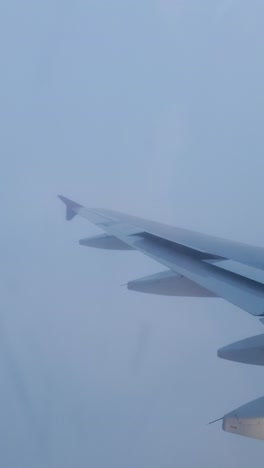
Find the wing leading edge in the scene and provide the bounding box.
[58,196,264,316]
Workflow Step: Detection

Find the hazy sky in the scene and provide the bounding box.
[1,1,264,466]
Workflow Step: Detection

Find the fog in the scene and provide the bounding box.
[1,1,264,466]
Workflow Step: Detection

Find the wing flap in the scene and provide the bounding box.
[130,235,264,316]
[79,234,135,250]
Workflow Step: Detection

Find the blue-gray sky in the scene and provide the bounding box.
[1,1,264,466]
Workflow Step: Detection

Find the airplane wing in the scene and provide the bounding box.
[58,195,264,317]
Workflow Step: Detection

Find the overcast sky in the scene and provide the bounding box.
[1,0,264,467]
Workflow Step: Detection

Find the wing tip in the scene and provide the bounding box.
[58,195,83,221]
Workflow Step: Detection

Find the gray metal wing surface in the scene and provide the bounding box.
[58,196,264,316]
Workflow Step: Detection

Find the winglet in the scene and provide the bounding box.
[58,195,83,221]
